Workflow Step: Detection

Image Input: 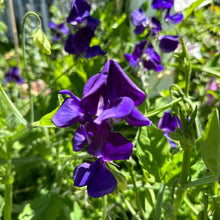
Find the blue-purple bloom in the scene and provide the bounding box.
[5,67,23,84]
[49,21,70,43]
[64,27,106,58]
[165,9,183,24]
[125,41,163,72]
[152,0,174,9]
[52,60,151,197]
[131,8,150,34]
[67,0,99,29]
[159,35,179,53]
[158,110,181,147]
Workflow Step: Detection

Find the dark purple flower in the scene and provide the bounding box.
[165,9,183,24]
[5,67,23,84]
[159,35,179,53]
[58,23,70,34]
[73,158,117,197]
[81,60,152,126]
[125,41,163,72]
[158,110,181,147]
[49,21,57,29]
[152,0,173,10]
[131,8,150,34]
[125,41,147,67]
[67,0,99,30]
[65,27,94,55]
[67,0,90,26]
[142,44,163,72]
[84,46,106,58]
[150,17,162,35]
[73,121,132,197]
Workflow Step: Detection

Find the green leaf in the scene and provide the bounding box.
[136,125,171,182]
[0,84,27,126]
[38,107,59,127]
[186,0,209,18]
[33,26,51,55]
[201,109,220,179]
[70,202,82,220]
[18,203,34,220]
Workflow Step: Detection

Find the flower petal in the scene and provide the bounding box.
[52,98,83,127]
[94,97,134,124]
[159,35,179,53]
[73,162,93,187]
[72,125,89,151]
[103,133,133,161]
[87,158,117,198]
[125,107,152,127]
[84,45,106,58]
[103,60,146,106]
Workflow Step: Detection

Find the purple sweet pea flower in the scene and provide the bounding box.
[73,121,133,197]
[67,0,99,30]
[152,0,173,10]
[49,21,57,29]
[84,46,106,58]
[142,44,163,72]
[58,23,70,34]
[131,8,150,34]
[65,27,94,55]
[73,158,117,197]
[125,41,163,72]
[5,67,23,84]
[165,9,183,24]
[81,60,152,126]
[125,41,147,67]
[67,0,90,25]
[158,110,181,147]
[150,17,162,35]
[159,35,179,53]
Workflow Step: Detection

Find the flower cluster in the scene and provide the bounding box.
[64,0,106,58]
[5,67,23,84]
[49,21,70,43]
[52,60,152,197]
[125,0,183,71]
[158,110,181,148]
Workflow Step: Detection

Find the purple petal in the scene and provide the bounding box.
[81,73,107,115]
[72,125,89,151]
[159,35,179,53]
[86,16,100,30]
[49,21,57,29]
[59,90,81,103]
[134,25,147,35]
[58,23,70,34]
[73,161,93,187]
[152,0,173,9]
[131,9,147,26]
[150,17,162,35]
[5,67,23,84]
[65,27,94,55]
[165,9,183,24]
[52,98,83,127]
[103,133,133,161]
[67,0,90,25]
[87,158,117,198]
[104,60,146,106]
[158,110,181,132]
[94,97,134,124]
[84,45,106,58]
[125,107,152,127]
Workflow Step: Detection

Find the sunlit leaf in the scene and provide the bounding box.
[201,109,220,179]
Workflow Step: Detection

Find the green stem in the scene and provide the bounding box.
[203,194,208,220]
[4,144,12,220]
[120,194,142,220]
[21,12,42,123]
[184,196,199,216]
[124,161,147,220]
[185,62,191,99]
[174,147,192,214]
[145,97,182,118]
[154,183,165,220]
